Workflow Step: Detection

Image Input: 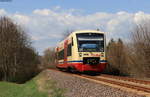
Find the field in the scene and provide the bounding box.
[0,71,65,97]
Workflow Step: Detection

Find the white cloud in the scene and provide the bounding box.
[134,11,150,24]
[33,9,52,16]
[0,9,7,15]
[13,14,30,25]
[52,6,61,11]
[0,8,150,54]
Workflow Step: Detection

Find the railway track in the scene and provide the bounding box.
[82,74,150,92]
[50,69,150,96]
[98,74,150,92]
[77,74,150,97]
[101,74,150,85]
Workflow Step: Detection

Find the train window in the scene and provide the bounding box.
[58,49,64,60]
[67,44,72,56]
[76,33,104,52]
[71,37,74,46]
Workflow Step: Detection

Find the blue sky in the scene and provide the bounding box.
[0,0,150,54]
[1,0,150,14]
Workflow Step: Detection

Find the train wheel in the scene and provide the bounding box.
[67,67,78,73]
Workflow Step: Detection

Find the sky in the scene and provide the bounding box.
[0,0,150,54]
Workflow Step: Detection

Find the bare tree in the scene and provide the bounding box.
[60,29,75,41]
[106,38,127,75]
[41,48,56,69]
[128,21,150,77]
[0,17,40,83]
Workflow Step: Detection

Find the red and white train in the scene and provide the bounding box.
[55,30,107,73]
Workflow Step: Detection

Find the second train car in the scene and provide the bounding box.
[55,30,107,73]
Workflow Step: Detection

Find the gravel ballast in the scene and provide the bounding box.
[45,70,146,97]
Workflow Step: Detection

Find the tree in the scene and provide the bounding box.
[61,29,75,41]
[129,21,150,77]
[106,38,127,75]
[0,17,40,83]
[41,48,56,69]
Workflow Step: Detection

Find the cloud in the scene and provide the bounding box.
[134,11,150,23]
[0,8,150,54]
[0,9,7,15]
[13,14,30,25]
[33,9,52,16]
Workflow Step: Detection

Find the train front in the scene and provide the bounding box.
[75,31,107,73]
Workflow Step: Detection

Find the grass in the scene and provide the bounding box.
[0,71,65,97]
[0,80,48,97]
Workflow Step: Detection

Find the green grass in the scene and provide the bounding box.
[0,80,48,97]
[0,72,65,97]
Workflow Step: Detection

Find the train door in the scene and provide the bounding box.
[64,40,68,67]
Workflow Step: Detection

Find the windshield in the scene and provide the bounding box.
[77,33,104,52]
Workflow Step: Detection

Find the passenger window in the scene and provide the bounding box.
[72,37,74,46]
[67,44,72,56]
[58,50,64,60]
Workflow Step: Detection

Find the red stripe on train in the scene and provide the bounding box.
[57,62,107,72]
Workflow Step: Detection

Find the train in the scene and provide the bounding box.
[55,30,107,73]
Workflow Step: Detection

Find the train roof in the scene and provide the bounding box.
[72,30,105,34]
